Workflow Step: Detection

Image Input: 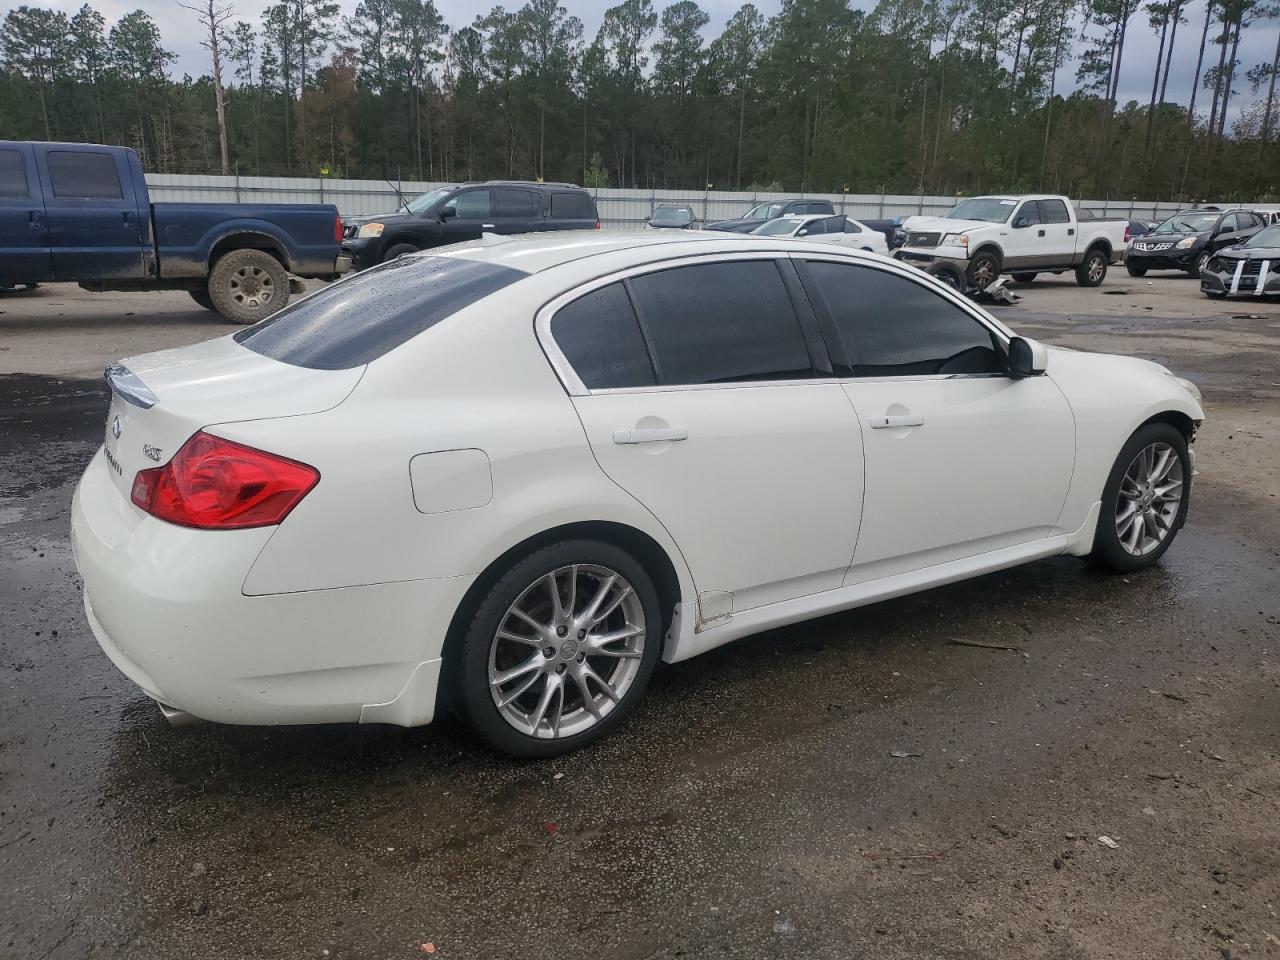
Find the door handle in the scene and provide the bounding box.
[612,427,689,444]
[1067,228,1075,236]
[1037,229,1046,237]
[868,414,925,429]
[28,210,42,229]
[482,223,495,229]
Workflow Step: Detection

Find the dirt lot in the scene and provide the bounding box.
[2,272,1279,960]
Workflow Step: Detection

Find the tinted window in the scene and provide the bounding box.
[1039,199,1070,224]
[47,151,123,200]
[797,218,825,236]
[444,189,490,219]
[495,188,536,218]
[628,260,814,385]
[550,191,595,220]
[1218,214,1237,232]
[843,219,862,233]
[0,149,27,198]
[806,261,1003,377]
[551,282,655,390]
[234,256,525,370]
[1015,201,1042,225]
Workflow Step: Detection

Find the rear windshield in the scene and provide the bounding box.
[233,255,527,370]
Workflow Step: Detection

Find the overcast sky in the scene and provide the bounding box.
[19,0,1280,117]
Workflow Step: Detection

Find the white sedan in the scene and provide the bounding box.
[72,231,1203,757]
[751,213,890,254]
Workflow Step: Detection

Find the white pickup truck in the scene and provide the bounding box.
[894,195,1129,290]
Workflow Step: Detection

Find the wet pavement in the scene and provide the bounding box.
[2,279,1280,959]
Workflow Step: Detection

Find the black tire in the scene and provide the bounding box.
[1204,289,1226,299]
[207,249,290,324]
[1188,251,1211,278]
[1126,263,1147,277]
[926,261,966,292]
[1011,272,1037,283]
[967,250,1001,289]
[383,242,418,263]
[453,539,663,758]
[1076,248,1108,287]
[188,288,217,311]
[1089,422,1191,573]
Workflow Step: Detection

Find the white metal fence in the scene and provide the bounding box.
[143,172,1215,228]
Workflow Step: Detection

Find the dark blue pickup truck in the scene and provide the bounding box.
[0,141,348,323]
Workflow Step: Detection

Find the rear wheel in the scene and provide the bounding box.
[208,249,289,324]
[1126,263,1147,277]
[454,540,663,758]
[1089,422,1190,573]
[1011,272,1037,283]
[1076,248,1108,286]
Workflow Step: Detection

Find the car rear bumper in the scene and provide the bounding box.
[71,449,473,727]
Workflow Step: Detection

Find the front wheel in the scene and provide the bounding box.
[454,540,663,758]
[1089,423,1190,573]
[208,249,290,324]
[1076,249,1108,286]
[967,251,1001,289]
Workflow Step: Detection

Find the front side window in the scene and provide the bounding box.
[234,255,526,370]
[47,151,123,200]
[805,261,1004,377]
[443,189,491,219]
[0,149,28,198]
[1014,201,1042,226]
[627,260,814,386]
[796,218,825,236]
[550,282,655,390]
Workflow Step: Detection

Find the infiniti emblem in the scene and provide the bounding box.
[111,414,122,440]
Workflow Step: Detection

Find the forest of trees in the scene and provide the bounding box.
[1,0,1278,199]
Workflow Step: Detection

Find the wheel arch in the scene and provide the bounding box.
[969,242,1004,264]
[436,519,685,714]
[1085,238,1113,260]
[1137,408,1197,443]
[209,230,291,271]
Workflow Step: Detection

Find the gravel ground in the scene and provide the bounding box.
[2,271,1279,960]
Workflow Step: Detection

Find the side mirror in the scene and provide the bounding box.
[439,206,456,220]
[798,228,809,236]
[1008,336,1048,378]
[1013,217,1030,229]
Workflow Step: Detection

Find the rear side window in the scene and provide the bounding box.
[234,256,526,370]
[550,191,596,220]
[628,260,814,386]
[0,149,28,198]
[551,282,655,389]
[47,151,123,200]
[495,188,537,218]
[805,261,1003,377]
[1039,199,1070,223]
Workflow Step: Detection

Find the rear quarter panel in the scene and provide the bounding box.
[152,202,339,278]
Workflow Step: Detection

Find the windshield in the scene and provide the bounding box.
[946,197,1018,223]
[1154,212,1218,235]
[1245,224,1280,247]
[403,188,453,215]
[751,218,802,236]
[744,202,786,221]
[650,206,693,226]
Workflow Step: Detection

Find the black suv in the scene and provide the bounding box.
[342,181,599,270]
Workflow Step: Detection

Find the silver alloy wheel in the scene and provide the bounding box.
[228,265,275,309]
[1196,252,1211,274]
[1088,254,1106,283]
[488,564,646,739]
[972,257,997,287]
[1115,441,1184,556]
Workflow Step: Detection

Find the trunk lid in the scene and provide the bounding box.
[102,335,362,502]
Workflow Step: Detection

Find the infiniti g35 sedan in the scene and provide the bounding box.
[71,231,1204,757]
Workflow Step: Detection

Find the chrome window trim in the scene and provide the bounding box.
[534,247,1015,399]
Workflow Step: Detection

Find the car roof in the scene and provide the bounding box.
[427,229,868,274]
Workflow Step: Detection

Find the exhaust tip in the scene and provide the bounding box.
[157,702,201,727]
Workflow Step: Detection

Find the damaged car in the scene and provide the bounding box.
[1200,223,1280,299]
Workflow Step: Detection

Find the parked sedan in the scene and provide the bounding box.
[751,214,889,254]
[1126,208,1266,277]
[73,232,1203,757]
[1200,223,1280,298]
[645,204,698,230]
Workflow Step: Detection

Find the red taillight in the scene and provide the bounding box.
[1124,225,1131,242]
[594,220,602,230]
[335,215,344,243]
[130,430,319,530]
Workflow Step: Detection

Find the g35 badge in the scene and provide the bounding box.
[143,444,163,462]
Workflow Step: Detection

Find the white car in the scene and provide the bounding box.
[751,214,889,254]
[71,231,1204,757]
